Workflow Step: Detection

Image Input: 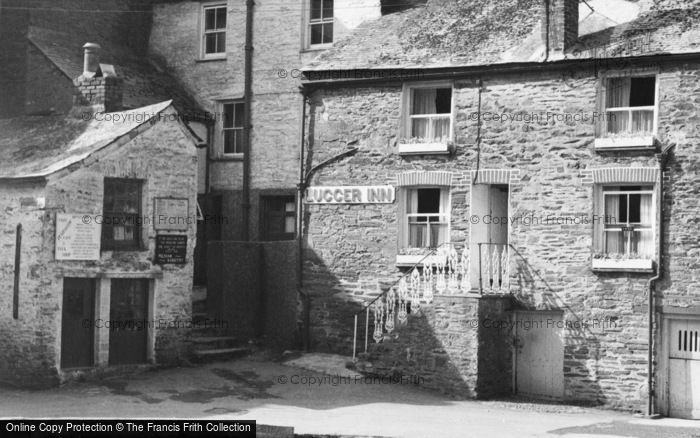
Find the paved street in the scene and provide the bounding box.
[1,356,698,438]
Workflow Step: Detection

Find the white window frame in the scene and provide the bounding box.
[594,71,659,150]
[218,100,244,158]
[306,0,334,49]
[399,186,450,250]
[200,3,228,60]
[399,82,454,155]
[592,184,656,272]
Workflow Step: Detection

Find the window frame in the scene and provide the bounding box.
[594,71,659,151]
[200,3,228,60]
[101,177,144,251]
[218,100,245,158]
[260,195,297,241]
[398,186,451,251]
[306,0,334,49]
[399,82,455,154]
[592,183,657,272]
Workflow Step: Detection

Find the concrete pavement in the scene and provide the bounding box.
[0,355,697,438]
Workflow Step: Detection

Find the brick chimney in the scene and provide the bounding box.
[542,0,578,55]
[73,43,123,112]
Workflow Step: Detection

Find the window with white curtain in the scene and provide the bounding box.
[597,185,654,258]
[404,86,453,144]
[399,188,450,249]
[602,76,656,136]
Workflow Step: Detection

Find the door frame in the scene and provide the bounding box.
[657,312,700,417]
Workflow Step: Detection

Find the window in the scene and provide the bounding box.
[309,0,333,47]
[603,76,655,135]
[102,178,142,250]
[202,4,227,58]
[400,85,453,151]
[261,196,296,241]
[400,188,449,249]
[598,185,654,258]
[221,101,244,155]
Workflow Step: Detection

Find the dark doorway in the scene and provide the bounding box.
[109,279,149,365]
[194,194,223,285]
[61,278,95,368]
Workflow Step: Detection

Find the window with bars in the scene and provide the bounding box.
[597,185,654,258]
[261,196,296,241]
[404,85,453,144]
[102,178,142,250]
[309,0,333,46]
[399,188,449,249]
[202,4,227,57]
[221,101,244,155]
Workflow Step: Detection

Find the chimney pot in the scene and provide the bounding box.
[82,42,101,76]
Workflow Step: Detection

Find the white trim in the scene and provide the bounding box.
[400,81,454,150]
[305,0,334,49]
[200,3,228,60]
[398,142,450,155]
[395,253,447,267]
[591,258,654,272]
[596,73,659,147]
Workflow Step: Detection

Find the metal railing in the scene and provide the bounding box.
[351,242,511,360]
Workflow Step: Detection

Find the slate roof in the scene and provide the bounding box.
[0,101,175,180]
[304,0,700,72]
[23,0,204,118]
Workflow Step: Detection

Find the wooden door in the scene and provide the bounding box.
[61,278,95,368]
[668,319,700,419]
[515,311,564,398]
[109,279,149,365]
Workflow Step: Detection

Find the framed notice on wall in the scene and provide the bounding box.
[154,234,188,265]
[55,213,101,260]
[154,197,190,231]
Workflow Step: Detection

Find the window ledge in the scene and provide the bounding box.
[591,258,654,273]
[213,153,244,162]
[303,44,333,53]
[196,56,227,63]
[594,135,656,151]
[398,142,450,155]
[396,253,446,267]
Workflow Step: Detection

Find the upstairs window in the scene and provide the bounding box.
[221,101,244,155]
[401,85,453,149]
[202,4,227,58]
[597,185,654,259]
[604,76,655,136]
[400,188,449,249]
[309,0,333,47]
[102,178,142,251]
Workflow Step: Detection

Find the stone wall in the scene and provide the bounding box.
[0,108,198,387]
[359,295,512,398]
[149,0,381,240]
[206,240,299,348]
[302,59,700,410]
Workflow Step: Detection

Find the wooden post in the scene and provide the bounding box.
[364,306,369,353]
[13,224,22,319]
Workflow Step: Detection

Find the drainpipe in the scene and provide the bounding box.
[647,143,674,417]
[296,91,359,350]
[297,89,309,351]
[241,0,254,241]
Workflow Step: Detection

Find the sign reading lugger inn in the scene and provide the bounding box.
[304,186,395,204]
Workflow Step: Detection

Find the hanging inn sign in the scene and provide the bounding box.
[304,186,395,204]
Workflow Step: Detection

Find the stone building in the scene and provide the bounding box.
[0,2,200,387]
[299,0,700,418]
